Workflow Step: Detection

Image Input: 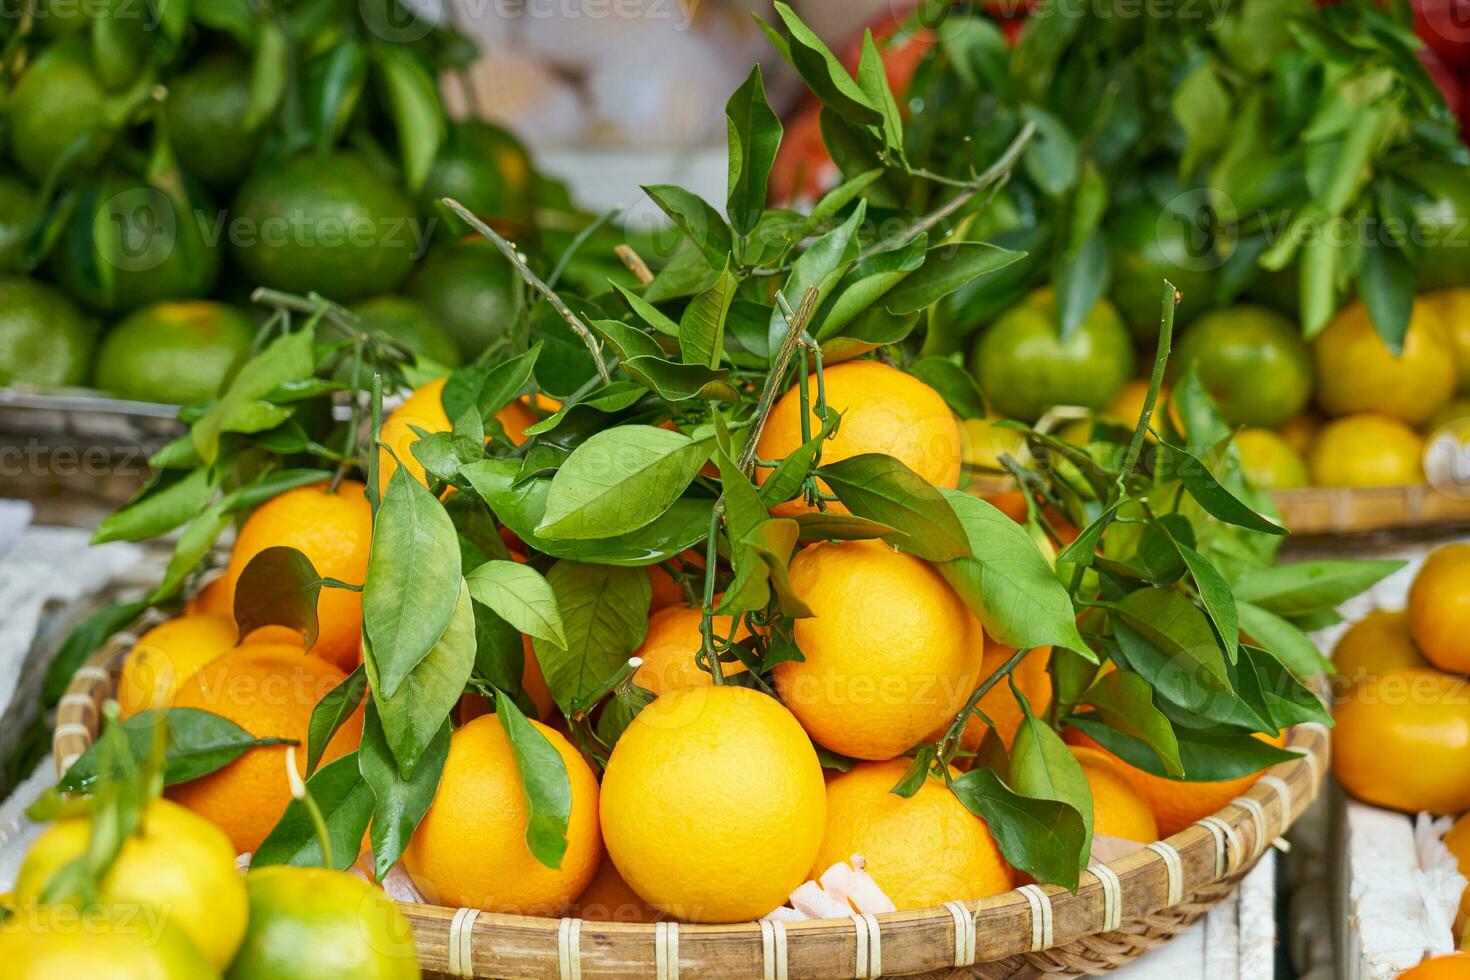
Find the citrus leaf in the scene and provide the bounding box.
[193,326,314,463]
[92,468,215,545]
[1160,442,1287,535]
[679,260,737,369]
[1070,714,1298,782]
[442,343,542,423]
[496,687,573,870]
[465,560,566,646]
[885,243,1028,316]
[793,512,895,542]
[769,1,883,127]
[252,753,373,872]
[1011,713,1094,844]
[532,561,650,713]
[818,454,970,561]
[372,44,446,192]
[814,235,927,340]
[768,201,866,354]
[1078,669,1182,777]
[856,30,904,159]
[951,767,1088,891]
[613,283,680,337]
[537,426,715,540]
[643,184,732,268]
[622,355,740,402]
[522,381,646,439]
[233,546,323,650]
[1232,560,1404,618]
[758,411,838,507]
[1236,602,1332,677]
[306,665,367,777]
[906,357,987,420]
[360,702,449,881]
[363,467,462,699]
[726,64,783,237]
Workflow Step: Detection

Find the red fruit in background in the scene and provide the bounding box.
[1001,16,1027,47]
[1420,46,1464,115]
[1414,0,1470,71]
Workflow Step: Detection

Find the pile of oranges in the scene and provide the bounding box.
[110,360,1288,925]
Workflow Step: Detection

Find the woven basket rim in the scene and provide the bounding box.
[52,616,1328,979]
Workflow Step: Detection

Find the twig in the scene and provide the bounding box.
[615,244,655,286]
[736,287,821,473]
[443,197,613,384]
[937,644,1033,764]
[547,204,623,290]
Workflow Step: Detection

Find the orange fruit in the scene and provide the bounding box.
[811,760,1013,911]
[116,613,237,719]
[185,574,232,617]
[402,714,601,915]
[572,856,663,922]
[959,642,1051,750]
[1332,610,1427,688]
[1234,428,1308,491]
[1068,746,1158,843]
[1314,298,1456,425]
[1306,414,1424,487]
[166,644,363,854]
[599,685,826,922]
[1068,730,1287,838]
[1399,953,1470,978]
[223,481,372,672]
[1411,544,1470,674]
[755,360,961,514]
[1442,812,1470,927]
[959,415,1029,473]
[632,604,750,695]
[1420,288,1470,394]
[1334,668,1470,814]
[776,539,983,761]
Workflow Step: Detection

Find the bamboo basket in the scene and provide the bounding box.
[54,623,1329,979]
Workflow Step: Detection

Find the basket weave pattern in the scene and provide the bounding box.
[54,628,1327,980]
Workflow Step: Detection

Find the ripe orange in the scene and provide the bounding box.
[1442,812,1470,926]
[116,613,237,719]
[223,481,372,672]
[166,644,363,853]
[959,642,1051,750]
[1410,544,1470,674]
[378,377,545,495]
[599,685,826,922]
[959,415,1029,473]
[1334,668,1470,814]
[1068,746,1158,843]
[1332,610,1427,688]
[1420,288,1470,394]
[185,574,232,617]
[632,604,750,695]
[811,760,1013,911]
[572,856,663,922]
[1399,953,1470,978]
[776,539,983,761]
[1306,414,1424,487]
[403,714,600,915]
[754,360,961,514]
[1314,298,1456,425]
[1068,730,1287,838]
[1234,428,1308,491]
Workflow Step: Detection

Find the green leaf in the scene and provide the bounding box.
[793,512,896,542]
[1114,589,1229,684]
[1161,443,1287,536]
[1078,669,1183,777]
[758,412,839,508]
[58,708,295,793]
[363,468,463,699]
[613,284,680,337]
[952,767,1088,891]
[303,40,367,151]
[465,560,566,646]
[1011,714,1094,843]
[735,518,812,618]
[1237,602,1333,677]
[1071,715,1298,782]
[233,546,323,650]
[937,490,1089,654]
[365,582,476,778]
[360,702,448,881]
[1110,617,1258,730]
[495,688,573,869]
[885,243,1028,315]
[725,65,783,237]
[1052,230,1109,340]
[149,500,235,603]
[442,343,543,423]
[623,356,740,402]
[252,753,374,872]
[679,260,737,369]
[92,468,214,545]
[537,426,714,540]
[1171,61,1231,178]
[463,459,710,566]
[768,201,867,354]
[803,170,884,233]
[770,2,883,126]
[1021,104,1079,197]
[1360,236,1414,355]
[1233,560,1404,618]
[372,44,446,192]
[818,454,971,562]
[533,561,651,712]
[643,184,733,268]
[242,18,288,130]
[193,327,315,464]
[906,357,987,420]
[306,666,367,776]
[814,236,928,340]
[856,30,905,159]
[522,382,647,438]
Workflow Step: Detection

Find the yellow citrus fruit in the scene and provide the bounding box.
[1334,668,1470,814]
[185,574,232,617]
[14,799,246,969]
[116,613,237,719]
[1278,413,1320,456]
[1069,730,1287,838]
[166,644,362,854]
[572,856,663,922]
[223,481,372,672]
[599,685,826,922]
[231,865,419,980]
[1306,414,1424,487]
[403,714,601,915]
[776,539,983,761]
[959,415,1029,473]
[631,604,750,695]
[811,760,1013,911]
[1234,427,1308,491]
[1419,289,1470,395]
[1314,298,1456,425]
[1332,610,1427,689]
[1410,544,1470,675]
[755,360,961,514]
[377,377,544,495]
[959,642,1052,750]
[1442,812,1470,926]
[1068,746,1158,843]
[0,904,218,979]
[1399,953,1470,979]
